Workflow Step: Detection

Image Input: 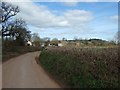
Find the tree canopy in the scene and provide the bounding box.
[1,2,31,46]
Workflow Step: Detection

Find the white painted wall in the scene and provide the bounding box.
[27,41,32,46]
[58,43,63,47]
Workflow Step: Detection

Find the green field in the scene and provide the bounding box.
[39,46,119,88]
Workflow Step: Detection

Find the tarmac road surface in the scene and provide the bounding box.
[2,51,61,88]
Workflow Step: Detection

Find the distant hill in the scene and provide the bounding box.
[88,38,108,42]
[67,38,108,43]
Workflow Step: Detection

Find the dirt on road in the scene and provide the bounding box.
[2,51,61,88]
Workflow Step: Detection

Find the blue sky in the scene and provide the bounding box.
[13,1,118,41]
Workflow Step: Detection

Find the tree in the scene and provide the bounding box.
[1,2,19,38]
[2,2,19,22]
[42,37,50,46]
[11,19,31,46]
[51,38,59,46]
[1,2,31,46]
[31,33,41,46]
[114,31,120,44]
[43,37,50,42]
[0,8,2,23]
[62,37,67,41]
[74,36,78,41]
[52,38,58,41]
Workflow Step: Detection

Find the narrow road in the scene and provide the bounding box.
[3,51,61,88]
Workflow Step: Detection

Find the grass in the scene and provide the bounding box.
[39,46,119,88]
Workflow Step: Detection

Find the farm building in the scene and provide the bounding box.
[48,41,67,47]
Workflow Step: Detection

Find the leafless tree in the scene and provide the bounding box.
[1,2,19,38]
[114,31,120,44]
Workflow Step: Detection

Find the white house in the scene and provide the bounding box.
[26,41,32,46]
[58,43,63,47]
[41,43,45,47]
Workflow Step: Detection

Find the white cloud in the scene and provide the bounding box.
[11,2,92,29]
[59,20,70,26]
[110,15,118,22]
[62,0,99,6]
[64,10,92,27]
[62,0,78,6]
[12,2,67,27]
[63,2,78,6]
[62,0,119,7]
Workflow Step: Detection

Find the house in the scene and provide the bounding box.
[58,41,64,47]
[26,40,32,46]
[49,41,58,46]
[58,43,63,47]
[47,41,64,47]
[60,41,68,46]
[41,43,45,47]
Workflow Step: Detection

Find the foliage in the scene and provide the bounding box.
[2,40,41,62]
[2,2,19,37]
[42,37,50,46]
[31,33,41,46]
[40,46,119,88]
[1,2,31,46]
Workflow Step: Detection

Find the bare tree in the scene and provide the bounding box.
[114,31,120,44]
[31,33,41,46]
[2,2,19,22]
[62,37,67,41]
[1,2,19,38]
[0,8,2,23]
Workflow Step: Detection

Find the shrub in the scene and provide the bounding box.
[40,46,119,88]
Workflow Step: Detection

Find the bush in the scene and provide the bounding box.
[2,41,41,62]
[40,46,119,88]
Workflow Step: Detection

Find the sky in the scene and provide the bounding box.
[9,0,118,40]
